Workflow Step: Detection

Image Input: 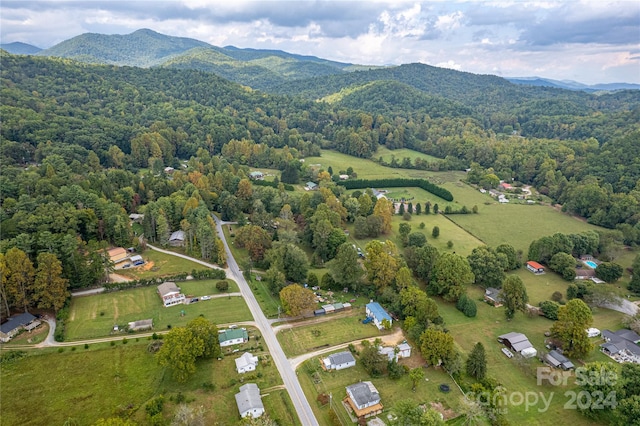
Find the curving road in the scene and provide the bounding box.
[211,216,319,426]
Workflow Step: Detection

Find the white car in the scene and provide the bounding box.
[201,296,211,300]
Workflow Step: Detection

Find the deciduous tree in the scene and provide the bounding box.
[500,275,529,320]
[551,298,593,358]
[33,252,69,312]
[279,284,316,316]
[5,247,35,312]
[364,240,399,293]
[430,253,474,302]
[420,328,454,366]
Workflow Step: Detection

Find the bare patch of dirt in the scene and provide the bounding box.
[399,353,425,368]
[139,261,155,271]
[429,401,456,421]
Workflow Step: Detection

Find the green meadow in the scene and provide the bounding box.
[66,281,252,340]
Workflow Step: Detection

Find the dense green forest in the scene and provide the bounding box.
[1,50,640,321]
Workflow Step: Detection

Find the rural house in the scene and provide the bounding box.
[157,282,186,307]
[379,342,412,361]
[235,383,264,418]
[235,352,259,374]
[344,381,383,418]
[169,230,185,247]
[0,312,39,342]
[526,261,545,274]
[484,287,504,307]
[601,329,640,363]
[107,247,129,265]
[305,181,319,191]
[322,351,356,371]
[365,302,393,330]
[249,171,264,180]
[219,328,249,347]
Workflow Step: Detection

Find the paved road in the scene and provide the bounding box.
[212,216,319,426]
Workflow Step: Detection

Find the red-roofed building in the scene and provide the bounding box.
[526,261,545,274]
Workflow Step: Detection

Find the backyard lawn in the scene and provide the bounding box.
[66,281,252,340]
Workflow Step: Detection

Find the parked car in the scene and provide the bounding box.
[190,298,199,304]
[201,295,211,300]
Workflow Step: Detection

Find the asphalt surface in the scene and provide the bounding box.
[212,216,320,426]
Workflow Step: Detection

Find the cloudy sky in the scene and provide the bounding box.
[2,1,639,84]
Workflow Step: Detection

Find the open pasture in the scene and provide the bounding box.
[66,282,251,340]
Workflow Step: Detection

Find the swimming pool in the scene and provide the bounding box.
[584,260,598,269]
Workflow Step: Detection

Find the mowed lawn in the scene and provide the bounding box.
[1,340,299,426]
[277,312,390,357]
[66,281,252,340]
[116,249,210,280]
[440,285,625,425]
[298,353,463,426]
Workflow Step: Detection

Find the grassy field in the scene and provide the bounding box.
[277,311,391,357]
[1,338,299,426]
[116,249,209,280]
[66,282,252,340]
[298,352,463,426]
[440,285,624,425]
[375,146,443,164]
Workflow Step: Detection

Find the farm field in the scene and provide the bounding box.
[298,352,463,426]
[66,282,252,340]
[277,311,391,357]
[0,340,298,426]
[440,285,624,425]
[375,146,443,164]
[116,249,210,280]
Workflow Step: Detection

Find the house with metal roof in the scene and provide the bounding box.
[365,302,392,330]
[249,171,264,180]
[169,230,185,247]
[484,287,503,307]
[344,381,383,418]
[219,328,249,347]
[323,351,356,371]
[0,312,38,342]
[526,261,545,274]
[127,319,153,331]
[235,352,259,374]
[235,383,264,418]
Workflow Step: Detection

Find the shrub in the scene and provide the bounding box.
[456,294,477,317]
[551,291,563,303]
[145,396,164,417]
[216,280,230,292]
[539,300,560,320]
[447,240,454,249]
[202,381,216,391]
[122,338,128,344]
[71,347,76,351]
[110,341,115,346]
[432,226,440,238]
[84,344,89,349]
[58,348,64,353]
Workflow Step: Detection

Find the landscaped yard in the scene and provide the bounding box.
[116,249,210,280]
[66,282,252,340]
[277,311,391,357]
[1,339,298,425]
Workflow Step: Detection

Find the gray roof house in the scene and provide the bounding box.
[601,329,640,363]
[169,230,185,247]
[323,351,356,371]
[484,287,503,307]
[345,381,383,418]
[235,383,264,418]
[0,312,38,342]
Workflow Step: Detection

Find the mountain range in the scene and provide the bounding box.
[2,29,637,93]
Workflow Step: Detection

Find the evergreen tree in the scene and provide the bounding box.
[466,342,487,380]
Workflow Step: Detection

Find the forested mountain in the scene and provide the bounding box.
[0,42,42,55]
[38,29,210,67]
[1,52,639,307]
[507,77,640,92]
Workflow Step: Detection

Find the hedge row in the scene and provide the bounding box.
[103,268,226,292]
[338,178,453,201]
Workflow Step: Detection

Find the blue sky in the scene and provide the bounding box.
[1,0,639,84]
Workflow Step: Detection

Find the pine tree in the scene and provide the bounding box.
[466,342,487,380]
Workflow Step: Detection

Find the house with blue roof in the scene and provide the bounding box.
[365,302,392,330]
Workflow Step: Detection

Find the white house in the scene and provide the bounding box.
[219,328,249,347]
[157,282,186,307]
[379,343,412,362]
[365,302,392,330]
[323,351,356,371]
[235,352,259,374]
[345,381,383,418]
[235,383,264,418]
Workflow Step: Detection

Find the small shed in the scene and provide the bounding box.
[526,261,545,274]
[128,319,153,331]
